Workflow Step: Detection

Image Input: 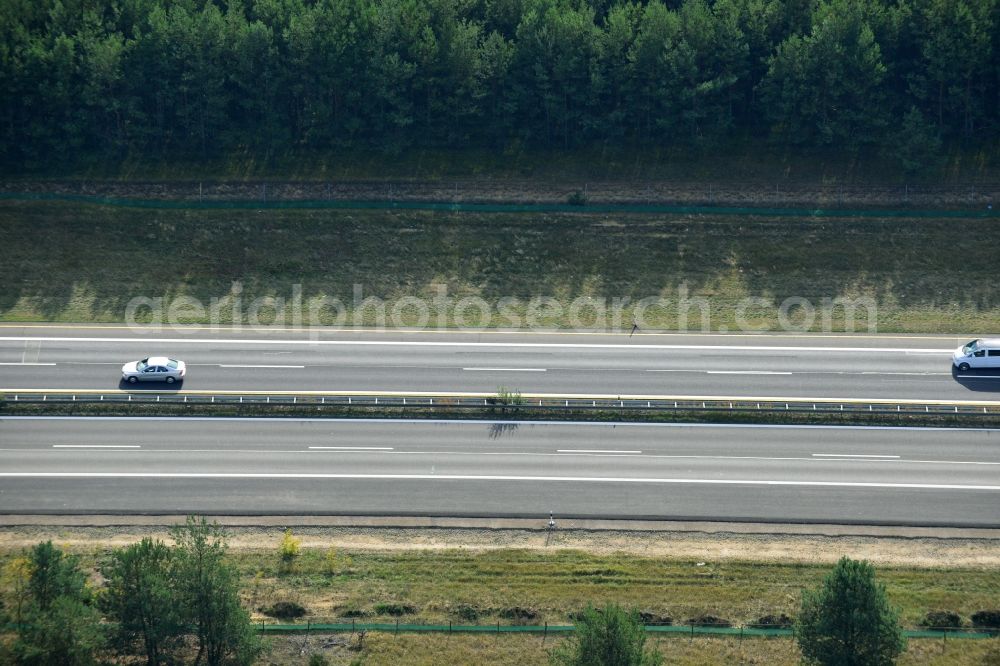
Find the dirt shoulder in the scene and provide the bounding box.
[2,516,999,568]
[2,177,997,208]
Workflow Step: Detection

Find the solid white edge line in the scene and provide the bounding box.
[0,336,953,353]
[10,447,998,465]
[0,362,56,366]
[1,471,997,490]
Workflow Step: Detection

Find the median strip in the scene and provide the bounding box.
[4,387,999,406]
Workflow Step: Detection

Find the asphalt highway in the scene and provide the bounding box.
[1,325,998,401]
[1,417,998,525]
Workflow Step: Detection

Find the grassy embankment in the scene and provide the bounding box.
[17,143,998,185]
[1,201,998,333]
[2,530,999,665]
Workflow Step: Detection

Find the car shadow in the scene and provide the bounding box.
[951,366,1000,393]
[118,379,184,392]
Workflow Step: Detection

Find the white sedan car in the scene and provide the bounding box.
[121,357,186,384]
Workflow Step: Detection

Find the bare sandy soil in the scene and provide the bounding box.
[1,517,998,568]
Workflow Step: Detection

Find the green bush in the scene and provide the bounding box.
[552,604,662,666]
[920,610,962,630]
[751,614,793,629]
[637,611,672,626]
[453,604,481,622]
[972,610,1000,631]
[499,606,539,624]
[262,601,307,620]
[373,603,417,617]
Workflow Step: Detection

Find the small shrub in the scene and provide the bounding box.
[278,529,300,570]
[569,608,605,622]
[637,611,672,626]
[751,614,793,629]
[972,610,1000,631]
[374,602,417,616]
[453,604,481,622]
[567,190,587,206]
[687,614,731,628]
[489,386,524,412]
[921,610,962,630]
[262,600,307,620]
[499,606,539,624]
[337,607,372,619]
[308,654,330,666]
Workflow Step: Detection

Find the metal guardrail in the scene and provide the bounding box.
[3,390,999,416]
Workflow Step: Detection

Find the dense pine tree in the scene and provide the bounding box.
[0,0,996,170]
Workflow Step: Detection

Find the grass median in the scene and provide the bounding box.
[1,200,998,333]
[3,400,998,428]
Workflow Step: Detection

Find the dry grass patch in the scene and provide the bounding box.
[263,632,1000,665]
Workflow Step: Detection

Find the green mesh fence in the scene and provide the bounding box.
[255,619,999,640]
[3,620,994,640]
[1,191,996,219]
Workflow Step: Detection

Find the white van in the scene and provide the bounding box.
[952,338,1000,371]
